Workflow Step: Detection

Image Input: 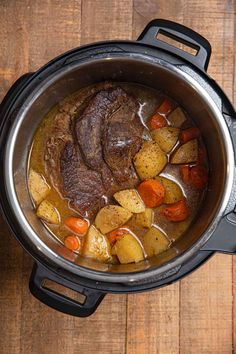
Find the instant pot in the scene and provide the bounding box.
[0,19,236,317]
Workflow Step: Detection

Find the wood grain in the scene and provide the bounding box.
[81,0,133,44]
[233,2,236,351]
[127,285,180,354]
[0,1,235,353]
[0,2,28,353]
[28,0,81,70]
[179,2,234,353]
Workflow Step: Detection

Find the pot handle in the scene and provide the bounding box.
[201,119,236,254]
[137,19,211,71]
[200,211,236,253]
[29,263,105,317]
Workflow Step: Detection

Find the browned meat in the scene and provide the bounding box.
[45,85,144,218]
[44,111,73,189]
[60,141,105,217]
[103,98,143,183]
[75,87,128,170]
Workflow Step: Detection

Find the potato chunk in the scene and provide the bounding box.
[28,169,50,204]
[141,227,170,257]
[114,189,145,213]
[151,127,180,153]
[133,208,154,229]
[156,176,183,204]
[111,234,144,264]
[36,200,60,224]
[170,139,198,164]
[82,226,111,262]
[134,141,167,180]
[168,107,187,127]
[95,205,132,234]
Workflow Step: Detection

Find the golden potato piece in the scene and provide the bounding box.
[170,139,198,164]
[168,107,187,127]
[36,200,60,224]
[141,227,170,257]
[156,176,183,204]
[28,169,50,204]
[95,205,132,234]
[133,141,167,180]
[114,189,145,213]
[151,127,180,153]
[111,234,144,264]
[133,208,154,229]
[82,226,111,262]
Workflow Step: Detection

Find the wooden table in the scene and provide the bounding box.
[0,1,235,353]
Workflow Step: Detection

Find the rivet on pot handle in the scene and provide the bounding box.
[137,19,211,71]
[29,263,105,317]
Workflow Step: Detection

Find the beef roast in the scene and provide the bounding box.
[44,111,73,189]
[45,85,144,218]
[60,141,105,217]
[75,87,128,170]
[103,96,143,183]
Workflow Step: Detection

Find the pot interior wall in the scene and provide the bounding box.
[11,58,227,273]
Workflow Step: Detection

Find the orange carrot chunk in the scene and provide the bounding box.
[138,179,165,208]
[180,127,201,143]
[64,235,81,251]
[149,113,167,130]
[180,165,191,184]
[148,98,172,130]
[157,98,172,115]
[64,217,89,235]
[161,199,189,222]
[190,165,208,190]
[107,227,130,246]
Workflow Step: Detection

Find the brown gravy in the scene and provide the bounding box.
[29,82,207,260]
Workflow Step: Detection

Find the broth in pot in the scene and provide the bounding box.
[28,82,208,265]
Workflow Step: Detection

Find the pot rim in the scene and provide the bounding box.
[3,54,235,283]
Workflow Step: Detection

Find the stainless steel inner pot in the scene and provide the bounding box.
[4,56,234,282]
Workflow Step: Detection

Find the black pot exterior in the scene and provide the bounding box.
[0,19,236,317]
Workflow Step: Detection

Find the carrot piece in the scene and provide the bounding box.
[190,165,208,189]
[161,199,189,222]
[64,217,89,235]
[138,179,165,208]
[179,127,201,143]
[157,98,172,115]
[107,227,130,246]
[149,113,167,130]
[180,165,191,184]
[64,235,81,251]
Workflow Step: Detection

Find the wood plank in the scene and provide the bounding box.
[19,1,81,354]
[0,2,29,354]
[0,0,29,97]
[28,0,81,71]
[81,0,133,44]
[180,1,234,353]
[127,285,180,354]
[233,1,236,352]
[180,255,233,354]
[73,295,127,354]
